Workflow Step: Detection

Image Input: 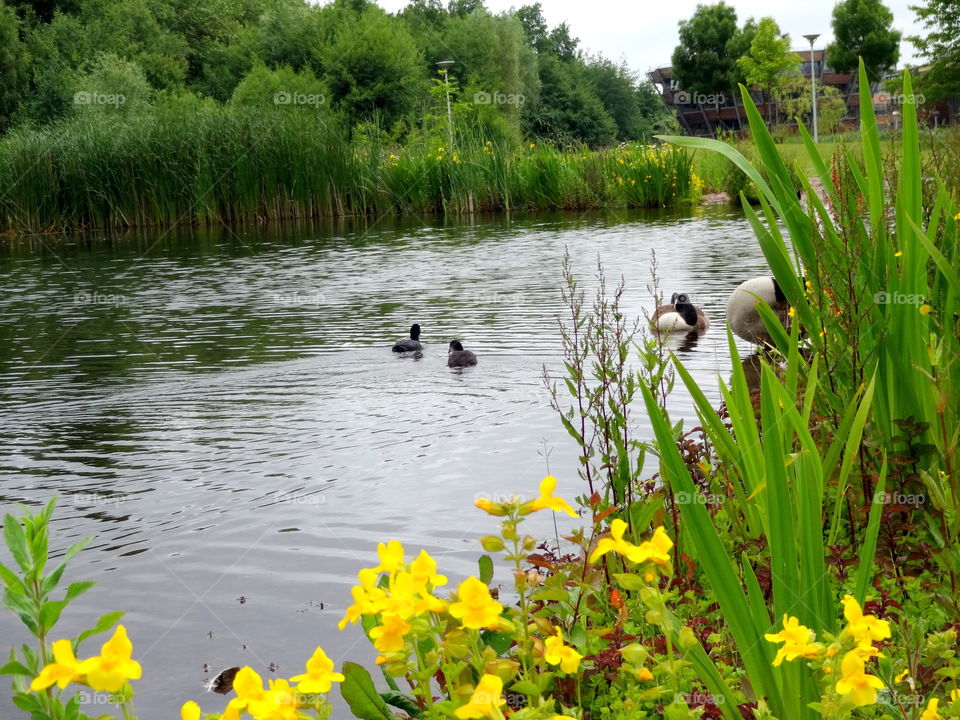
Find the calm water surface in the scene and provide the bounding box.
[0,208,768,716]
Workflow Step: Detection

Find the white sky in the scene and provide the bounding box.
[374,0,927,75]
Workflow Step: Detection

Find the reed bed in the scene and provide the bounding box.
[0,107,699,234]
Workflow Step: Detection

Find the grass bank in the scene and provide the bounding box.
[0,105,698,234]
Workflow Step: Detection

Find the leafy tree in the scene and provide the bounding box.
[908,0,960,101]
[515,3,548,54]
[230,63,327,108]
[523,52,615,147]
[313,2,425,130]
[0,0,29,131]
[784,81,847,136]
[583,56,674,141]
[672,2,745,98]
[827,0,901,86]
[71,52,154,116]
[738,17,801,126]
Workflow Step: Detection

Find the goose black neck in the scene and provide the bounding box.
[410,325,421,340]
[675,301,698,326]
[772,278,786,303]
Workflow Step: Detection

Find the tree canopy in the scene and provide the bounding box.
[908,0,960,101]
[0,0,674,148]
[827,0,901,84]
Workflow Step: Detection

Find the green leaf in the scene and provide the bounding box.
[612,573,646,591]
[478,629,513,656]
[3,514,31,574]
[340,661,395,720]
[0,660,33,676]
[65,581,95,602]
[39,599,69,633]
[854,457,887,604]
[380,691,422,718]
[0,561,26,596]
[478,555,494,585]
[508,679,540,697]
[75,611,125,649]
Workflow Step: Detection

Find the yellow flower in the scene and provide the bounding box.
[339,568,388,629]
[529,143,536,149]
[448,577,503,629]
[954,212,960,221]
[252,678,301,720]
[30,639,82,691]
[369,614,411,653]
[589,519,637,563]
[919,304,932,315]
[290,647,345,694]
[228,667,267,713]
[920,698,941,720]
[528,476,577,516]
[952,689,960,701]
[455,674,505,719]
[410,550,447,589]
[895,250,903,257]
[544,629,582,673]
[764,615,820,666]
[181,701,201,720]
[374,540,405,573]
[787,307,796,318]
[894,669,909,682]
[841,595,891,646]
[78,625,142,693]
[835,652,884,707]
[633,526,673,568]
[551,716,578,720]
[636,667,654,681]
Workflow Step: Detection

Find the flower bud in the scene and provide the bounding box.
[501,523,518,541]
[620,643,649,665]
[522,535,537,551]
[475,498,509,516]
[484,659,520,684]
[479,535,505,552]
[679,626,698,650]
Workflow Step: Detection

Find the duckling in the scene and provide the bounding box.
[652,292,710,333]
[392,324,422,353]
[725,277,791,345]
[447,340,477,368]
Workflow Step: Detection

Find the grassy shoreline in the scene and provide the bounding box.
[0,107,698,235]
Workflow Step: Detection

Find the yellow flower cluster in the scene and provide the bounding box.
[589,519,673,572]
[764,595,892,708]
[339,543,452,659]
[181,648,344,720]
[30,625,141,694]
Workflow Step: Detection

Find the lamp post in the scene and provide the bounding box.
[436,60,455,150]
[803,34,820,143]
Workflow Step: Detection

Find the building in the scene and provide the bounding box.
[648,49,866,136]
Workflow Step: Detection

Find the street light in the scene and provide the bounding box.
[803,34,820,143]
[436,60,455,150]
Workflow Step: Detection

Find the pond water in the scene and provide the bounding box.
[0,207,770,716]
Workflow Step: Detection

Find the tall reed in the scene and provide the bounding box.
[0,107,698,234]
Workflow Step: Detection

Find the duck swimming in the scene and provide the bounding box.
[652,292,710,333]
[447,340,477,367]
[392,324,423,353]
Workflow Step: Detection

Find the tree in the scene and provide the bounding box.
[827,0,901,86]
[672,2,744,98]
[0,0,29,131]
[908,0,960,101]
[738,17,801,127]
[313,3,425,130]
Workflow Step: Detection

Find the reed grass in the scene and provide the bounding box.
[0,107,698,234]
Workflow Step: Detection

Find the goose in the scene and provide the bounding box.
[447,340,477,368]
[392,324,422,353]
[652,293,710,333]
[725,277,791,345]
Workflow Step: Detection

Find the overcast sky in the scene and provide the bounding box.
[374,0,927,75]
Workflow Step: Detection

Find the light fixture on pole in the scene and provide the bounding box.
[803,34,820,143]
[436,60,455,150]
